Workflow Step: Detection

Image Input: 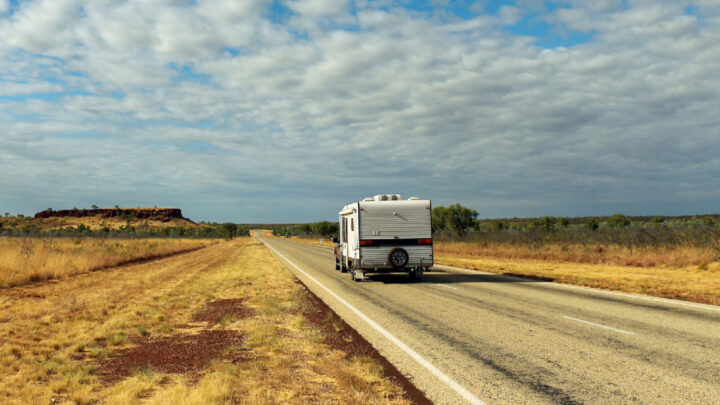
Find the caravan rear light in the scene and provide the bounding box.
[359,240,375,246]
[418,239,432,245]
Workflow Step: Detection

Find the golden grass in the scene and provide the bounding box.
[436,253,720,305]
[0,237,210,288]
[435,241,719,268]
[0,237,410,404]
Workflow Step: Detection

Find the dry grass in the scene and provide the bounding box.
[436,253,720,306]
[0,237,410,404]
[435,241,720,268]
[0,237,210,288]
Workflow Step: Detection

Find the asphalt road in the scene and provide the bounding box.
[261,236,720,404]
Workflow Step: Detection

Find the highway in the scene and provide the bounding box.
[261,236,720,404]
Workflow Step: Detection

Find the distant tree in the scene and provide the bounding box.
[607,213,630,228]
[4,212,9,217]
[91,204,98,210]
[45,208,53,212]
[432,204,478,235]
[17,214,24,218]
[532,216,557,231]
[489,219,506,232]
[114,205,120,209]
[704,217,716,226]
[557,217,570,228]
[586,219,599,231]
[73,206,79,211]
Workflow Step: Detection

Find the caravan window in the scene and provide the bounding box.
[351,218,354,231]
[342,217,348,242]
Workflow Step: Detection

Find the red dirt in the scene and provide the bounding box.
[298,280,432,405]
[192,298,254,324]
[97,330,245,383]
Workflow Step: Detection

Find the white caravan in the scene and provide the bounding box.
[335,194,433,282]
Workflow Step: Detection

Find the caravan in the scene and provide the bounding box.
[335,194,433,282]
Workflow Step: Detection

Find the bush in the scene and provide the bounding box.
[607,214,630,228]
[432,204,478,235]
[532,216,557,231]
[586,219,599,231]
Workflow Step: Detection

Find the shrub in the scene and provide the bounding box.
[607,214,630,228]
[532,216,557,231]
[489,220,506,232]
[586,219,599,231]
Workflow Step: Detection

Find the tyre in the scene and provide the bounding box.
[340,257,348,273]
[387,248,409,269]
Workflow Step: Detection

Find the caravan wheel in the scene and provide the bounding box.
[388,248,409,269]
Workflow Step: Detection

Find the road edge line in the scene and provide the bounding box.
[263,240,485,405]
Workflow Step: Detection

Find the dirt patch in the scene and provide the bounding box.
[192,298,254,324]
[97,330,245,383]
[297,280,432,405]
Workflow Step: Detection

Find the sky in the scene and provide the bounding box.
[1,0,719,223]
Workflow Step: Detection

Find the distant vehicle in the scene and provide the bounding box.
[335,194,433,282]
[285,234,290,238]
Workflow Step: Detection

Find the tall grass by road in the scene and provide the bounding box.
[435,220,720,268]
[0,238,410,404]
[0,237,210,288]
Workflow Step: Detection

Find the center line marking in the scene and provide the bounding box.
[436,284,458,290]
[562,315,634,335]
[263,239,485,405]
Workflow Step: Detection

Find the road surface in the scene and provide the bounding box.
[261,236,720,404]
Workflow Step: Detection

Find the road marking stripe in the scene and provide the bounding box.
[263,240,485,405]
[562,316,634,335]
[436,284,458,290]
[434,264,720,313]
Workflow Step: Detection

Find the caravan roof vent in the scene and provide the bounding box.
[373,194,402,201]
[408,197,420,200]
[363,197,374,202]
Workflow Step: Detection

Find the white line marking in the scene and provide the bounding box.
[433,264,720,313]
[436,284,458,290]
[263,240,485,405]
[562,316,634,335]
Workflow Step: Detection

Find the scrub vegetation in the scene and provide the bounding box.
[0,237,411,404]
[272,221,339,240]
[0,237,210,288]
[432,205,720,268]
[0,215,250,239]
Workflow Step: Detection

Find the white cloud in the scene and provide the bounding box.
[0,2,719,221]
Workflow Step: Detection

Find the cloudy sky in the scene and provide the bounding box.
[1,0,718,223]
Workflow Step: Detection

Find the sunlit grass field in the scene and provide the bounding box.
[0,237,410,404]
[434,241,719,268]
[0,237,210,288]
